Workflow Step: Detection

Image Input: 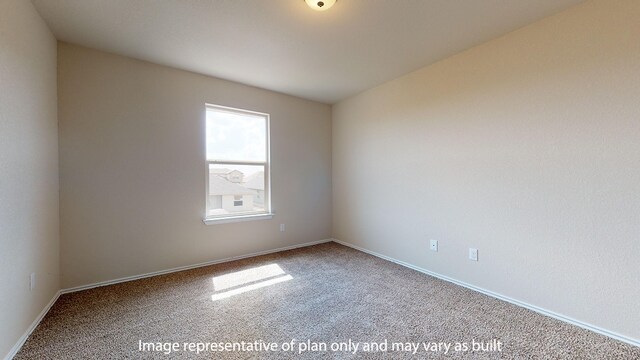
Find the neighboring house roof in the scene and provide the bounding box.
[243,171,264,190]
[209,175,253,195]
[210,168,234,175]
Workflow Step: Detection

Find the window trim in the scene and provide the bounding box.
[203,103,272,224]
[203,213,274,225]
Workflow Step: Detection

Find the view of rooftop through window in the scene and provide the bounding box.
[205,105,270,219]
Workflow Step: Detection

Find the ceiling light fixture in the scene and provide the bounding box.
[305,0,336,11]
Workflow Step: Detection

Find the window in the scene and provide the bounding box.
[233,196,243,207]
[205,104,271,223]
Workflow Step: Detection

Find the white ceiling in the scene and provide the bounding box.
[32,0,585,104]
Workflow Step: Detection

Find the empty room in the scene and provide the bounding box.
[1,0,639,358]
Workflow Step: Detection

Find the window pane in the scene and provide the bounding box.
[206,108,266,162]
[208,164,265,217]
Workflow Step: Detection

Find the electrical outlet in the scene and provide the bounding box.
[280,224,285,232]
[430,239,438,252]
[30,273,35,291]
[469,248,478,261]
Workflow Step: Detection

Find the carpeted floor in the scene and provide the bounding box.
[15,242,640,359]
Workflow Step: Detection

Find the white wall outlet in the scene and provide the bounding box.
[430,239,438,252]
[30,273,35,291]
[280,224,285,232]
[469,248,478,261]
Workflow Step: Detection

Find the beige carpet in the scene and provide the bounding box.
[15,242,639,359]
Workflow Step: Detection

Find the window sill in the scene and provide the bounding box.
[203,213,274,225]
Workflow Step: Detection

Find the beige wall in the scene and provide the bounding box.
[0,0,60,357]
[58,43,332,289]
[333,0,640,341]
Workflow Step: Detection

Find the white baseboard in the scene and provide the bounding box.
[4,290,61,360]
[6,238,332,359]
[331,238,640,348]
[10,237,634,360]
[61,238,332,294]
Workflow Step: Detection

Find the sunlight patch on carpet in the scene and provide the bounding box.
[211,275,293,301]
[212,263,286,291]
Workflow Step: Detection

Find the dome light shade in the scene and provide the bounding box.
[305,0,336,11]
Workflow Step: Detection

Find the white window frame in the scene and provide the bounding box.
[203,104,272,225]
